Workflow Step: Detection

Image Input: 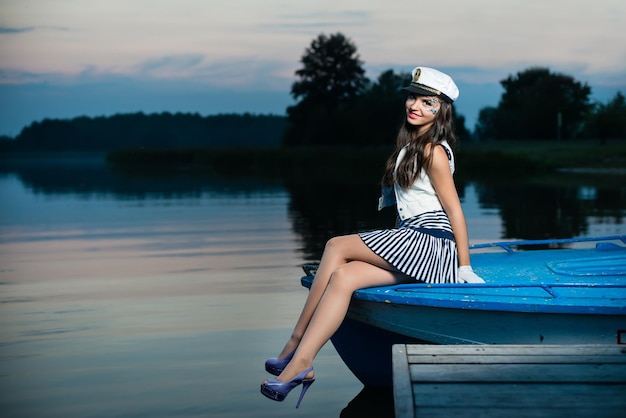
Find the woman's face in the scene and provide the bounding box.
[405,94,441,133]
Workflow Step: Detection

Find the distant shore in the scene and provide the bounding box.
[106,139,626,178]
[3,140,625,182]
[457,139,626,171]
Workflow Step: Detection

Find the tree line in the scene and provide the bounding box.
[475,69,626,143]
[0,112,286,152]
[1,32,624,153]
[282,33,625,146]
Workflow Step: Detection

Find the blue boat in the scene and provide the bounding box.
[300,235,626,387]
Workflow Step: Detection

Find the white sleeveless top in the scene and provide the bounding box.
[378,141,455,221]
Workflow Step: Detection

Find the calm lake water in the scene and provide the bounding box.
[1,155,625,418]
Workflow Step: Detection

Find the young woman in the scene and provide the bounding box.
[260,66,484,408]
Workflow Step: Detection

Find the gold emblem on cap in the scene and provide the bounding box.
[413,68,421,83]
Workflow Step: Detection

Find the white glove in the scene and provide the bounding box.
[458,265,485,283]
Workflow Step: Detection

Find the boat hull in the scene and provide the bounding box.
[301,236,626,387]
[332,298,625,386]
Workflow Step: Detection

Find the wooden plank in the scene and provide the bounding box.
[405,344,626,356]
[408,363,626,382]
[411,383,626,408]
[415,406,626,418]
[392,344,414,418]
[407,354,626,364]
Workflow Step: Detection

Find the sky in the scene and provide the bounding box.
[1,0,625,138]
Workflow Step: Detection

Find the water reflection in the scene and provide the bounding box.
[0,155,284,198]
[340,386,395,418]
[284,172,625,259]
[474,180,624,240]
[2,156,625,261]
[1,156,625,417]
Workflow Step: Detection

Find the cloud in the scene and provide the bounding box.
[0,26,35,34]
[0,25,70,35]
[0,68,51,84]
[131,54,294,90]
[266,10,372,31]
[138,54,205,76]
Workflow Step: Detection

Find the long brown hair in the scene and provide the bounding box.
[382,100,456,189]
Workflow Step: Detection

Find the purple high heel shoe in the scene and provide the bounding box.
[260,367,315,408]
[264,349,295,376]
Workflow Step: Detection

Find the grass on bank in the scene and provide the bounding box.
[458,139,626,170]
[106,139,626,182]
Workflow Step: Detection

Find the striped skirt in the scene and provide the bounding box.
[359,210,459,283]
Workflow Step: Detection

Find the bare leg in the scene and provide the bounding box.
[272,236,411,382]
[274,234,399,358]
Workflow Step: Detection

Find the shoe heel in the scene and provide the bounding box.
[260,367,314,408]
[295,378,315,408]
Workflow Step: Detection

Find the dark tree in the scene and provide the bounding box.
[451,105,471,142]
[291,33,368,105]
[2,113,287,152]
[582,91,626,144]
[475,107,498,141]
[283,33,369,146]
[340,69,407,146]
[483,67,592,140]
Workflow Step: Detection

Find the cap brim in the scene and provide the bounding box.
[402,86,453,103]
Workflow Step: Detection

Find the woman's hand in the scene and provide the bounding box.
[458,265,485,283]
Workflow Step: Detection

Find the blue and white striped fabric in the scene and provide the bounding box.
[359,210,458,283]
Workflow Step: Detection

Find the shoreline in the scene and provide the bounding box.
[2,139,625,176]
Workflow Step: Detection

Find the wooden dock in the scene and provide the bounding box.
[392,344,626,418]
